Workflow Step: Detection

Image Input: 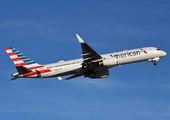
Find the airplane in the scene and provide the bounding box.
[5,34,167,81]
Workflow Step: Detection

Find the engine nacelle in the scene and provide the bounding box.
[100,58,117,67]
[91,69,109,79]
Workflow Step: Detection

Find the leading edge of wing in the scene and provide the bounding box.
[76,34,102,60]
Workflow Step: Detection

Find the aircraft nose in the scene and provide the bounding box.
[162,51,167,56]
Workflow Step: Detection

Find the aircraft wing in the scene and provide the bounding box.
[76,34,103,70]
[57,73,83,80]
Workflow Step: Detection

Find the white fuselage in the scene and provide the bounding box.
[7,34,167,80]
[31,47,166,78]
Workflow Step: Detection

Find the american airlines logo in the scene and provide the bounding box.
[110,49,148,59]
[140,48,148,54]
[111,51,141,59]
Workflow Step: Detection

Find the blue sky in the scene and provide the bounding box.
[0,0,170,120]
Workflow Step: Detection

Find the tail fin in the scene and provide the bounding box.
[4,47,44,70]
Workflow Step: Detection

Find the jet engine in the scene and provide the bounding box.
[84,69,109,79]
[99,58,117,67]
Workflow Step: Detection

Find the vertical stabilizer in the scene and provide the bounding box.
[4,47,44,70]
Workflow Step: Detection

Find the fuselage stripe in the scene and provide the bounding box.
[23,69,51,77]
[28,66,44,70]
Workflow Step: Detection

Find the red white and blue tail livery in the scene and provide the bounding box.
[5,47,42,68]
[5,47,51,80]
[5,34,167,81]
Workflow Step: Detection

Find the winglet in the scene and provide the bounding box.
[76,34,85,43]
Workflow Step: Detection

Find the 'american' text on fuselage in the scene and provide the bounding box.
[110,51,141,59]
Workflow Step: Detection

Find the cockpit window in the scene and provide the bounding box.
[157,48,160,50]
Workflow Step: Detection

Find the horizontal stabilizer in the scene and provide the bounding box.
[10,77,19,81]
[16,66,32,74]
